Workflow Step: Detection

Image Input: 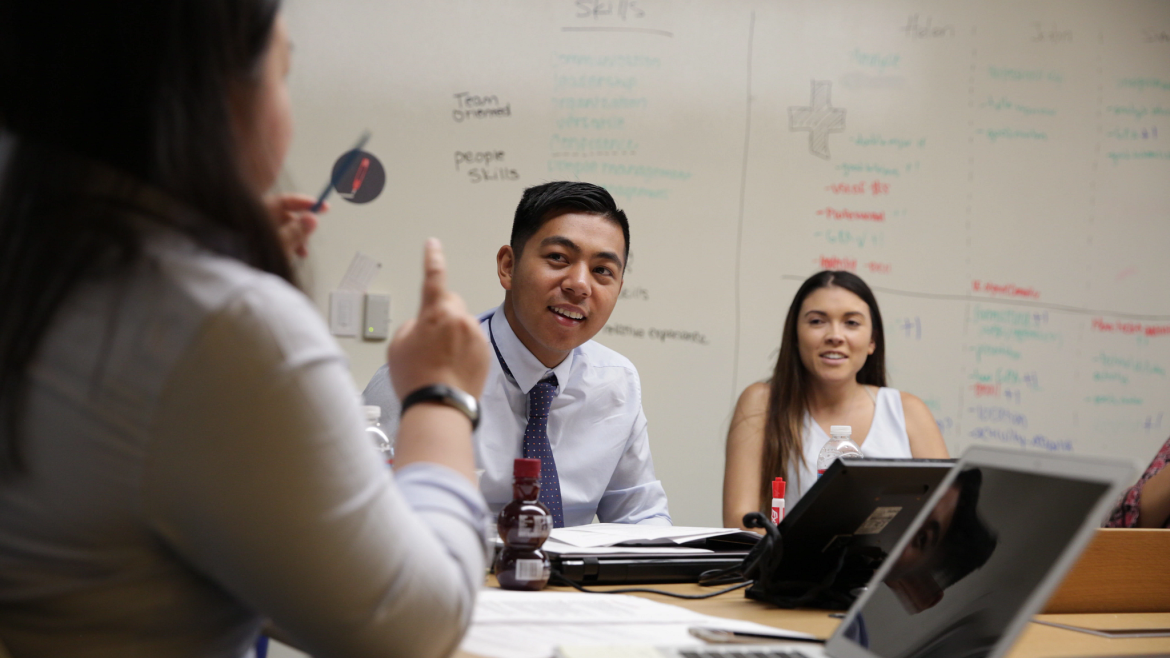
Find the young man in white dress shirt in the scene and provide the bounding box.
[364,182,671,527]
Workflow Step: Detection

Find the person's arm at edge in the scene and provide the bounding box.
[901,391,950,459]
[1106,437,1170,527]
[145,239,489,658]
[145,306,485,656]
[723,382,769,532]
[1137,466,1170,528]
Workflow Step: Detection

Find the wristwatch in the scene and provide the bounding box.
[400,383,480,430]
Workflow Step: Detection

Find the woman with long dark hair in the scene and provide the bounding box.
[723,271,948,528]
[0,2,489,656]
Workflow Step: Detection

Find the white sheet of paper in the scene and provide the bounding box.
[541,538,712,555]
[472,589,709,625]
[462,589,815,658]
[548,524,743,548]
[337,251,380,292]
[462,623,703,658]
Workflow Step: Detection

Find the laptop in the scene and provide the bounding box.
[556,446,1135,658]
[547,531,758,585]
[768,458,954,601]
[548,458,951,586]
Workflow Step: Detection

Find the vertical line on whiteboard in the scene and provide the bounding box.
[731,10,756,406]
[1078,27,1106,431]
[958,25,978,446]
[1087,27,1103,296]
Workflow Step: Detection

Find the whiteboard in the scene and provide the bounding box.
[282,0,1170,525]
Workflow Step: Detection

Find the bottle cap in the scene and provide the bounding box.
[363,405,381,422]
[829,425,852,437]
[514,458,541,478]
[772,477,786,498]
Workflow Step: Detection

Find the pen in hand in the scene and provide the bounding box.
[312,130,372,212]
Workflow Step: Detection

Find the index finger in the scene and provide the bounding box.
[420,238,447,310]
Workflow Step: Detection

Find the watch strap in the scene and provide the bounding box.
[400,383,480,430]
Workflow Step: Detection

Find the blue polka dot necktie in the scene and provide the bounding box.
[525,374,564,528]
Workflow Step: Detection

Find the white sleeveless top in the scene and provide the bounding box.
[784,387,912,509]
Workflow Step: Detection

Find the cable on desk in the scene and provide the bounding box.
[548,572,753,599]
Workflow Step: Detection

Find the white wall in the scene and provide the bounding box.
[281,0,1170,526]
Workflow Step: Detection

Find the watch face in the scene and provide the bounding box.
[447,386,479,425]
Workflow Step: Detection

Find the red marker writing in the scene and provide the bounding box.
[350,157,370,196]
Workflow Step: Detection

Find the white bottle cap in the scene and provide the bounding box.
[363,405,382,422]
[829,425,852,436]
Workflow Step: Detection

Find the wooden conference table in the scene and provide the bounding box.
[458,579,1170,658]
[461,529,1170,658]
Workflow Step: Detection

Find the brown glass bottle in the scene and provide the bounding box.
[495,458,551,590]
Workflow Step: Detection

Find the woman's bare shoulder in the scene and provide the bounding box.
[898,390,930,414]
[736,381,772,414]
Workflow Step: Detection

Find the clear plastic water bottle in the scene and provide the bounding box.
[816,425,862,478]
[363,405,393,465]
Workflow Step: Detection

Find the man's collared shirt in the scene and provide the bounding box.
[364,305,671,527]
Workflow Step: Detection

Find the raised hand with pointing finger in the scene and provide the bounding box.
[389,239,489,482]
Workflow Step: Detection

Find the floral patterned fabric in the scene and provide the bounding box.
[1106,436,1170,528]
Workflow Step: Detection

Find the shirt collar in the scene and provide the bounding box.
[489,305,575,395]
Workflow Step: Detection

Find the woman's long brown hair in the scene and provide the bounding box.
[0,0,286,477]
[758,271,888,512]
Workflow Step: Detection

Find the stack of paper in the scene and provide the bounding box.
[492,523,750,556]
[549,524,746,548]
[460,588,815,658]
[536,524,749,555]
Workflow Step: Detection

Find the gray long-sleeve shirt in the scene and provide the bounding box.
[0,224,488,658]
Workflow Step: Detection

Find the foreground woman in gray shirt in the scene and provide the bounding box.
[0,2,491,657]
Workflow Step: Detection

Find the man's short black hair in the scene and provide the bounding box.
[511,181,630,262]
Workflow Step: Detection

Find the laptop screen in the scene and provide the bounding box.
[835,463,1111,658]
